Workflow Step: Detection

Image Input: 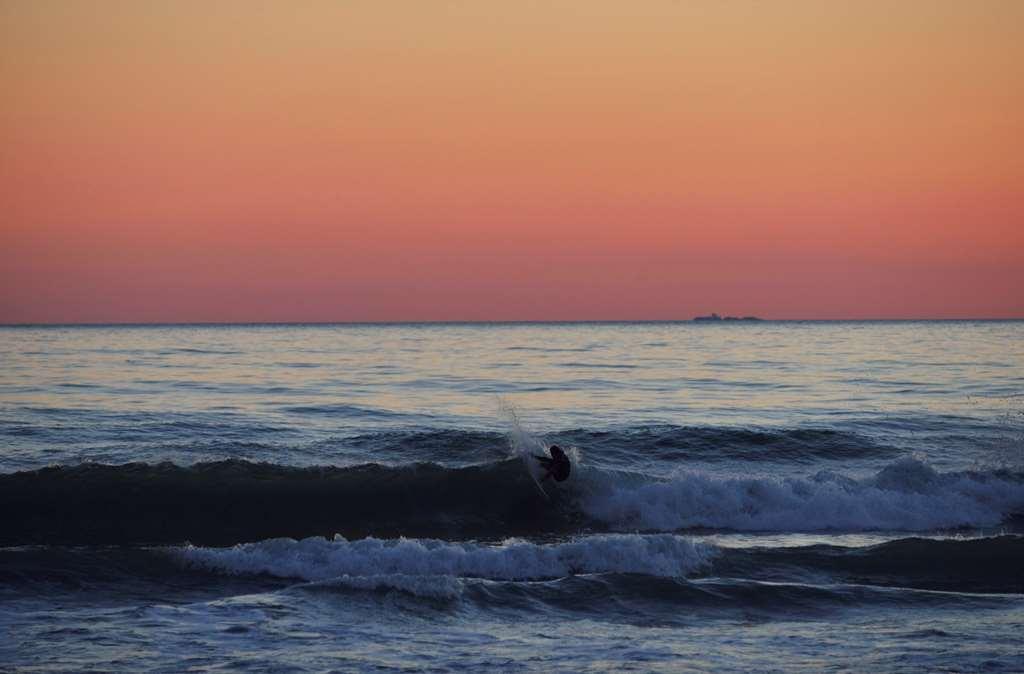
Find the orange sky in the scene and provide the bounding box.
[2,0,1022,321]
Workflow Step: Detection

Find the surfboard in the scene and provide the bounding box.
[522,453,549,500]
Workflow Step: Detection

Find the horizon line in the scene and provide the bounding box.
[2,317,1023,327]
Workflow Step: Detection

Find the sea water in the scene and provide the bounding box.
[1,321,1022,672]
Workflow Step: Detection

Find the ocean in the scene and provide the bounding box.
[1,321,1022,672]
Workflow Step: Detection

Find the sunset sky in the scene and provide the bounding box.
[2,0,1021,322]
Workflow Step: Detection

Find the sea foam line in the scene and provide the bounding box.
[174,534,715,583]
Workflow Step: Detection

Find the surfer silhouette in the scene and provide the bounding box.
[534,445,571,482]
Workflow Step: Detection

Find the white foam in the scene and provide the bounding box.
[175,534,714,584]
[579,458,1024,532]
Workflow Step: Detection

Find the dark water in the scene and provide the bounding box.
[1,322,1022,672]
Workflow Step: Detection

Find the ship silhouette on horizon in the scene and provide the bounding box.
[693,313,762,322]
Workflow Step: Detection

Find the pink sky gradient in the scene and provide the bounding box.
[2,1,1022,321]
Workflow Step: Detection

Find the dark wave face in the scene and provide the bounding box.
[0,545,283,607]
[0,459,575,545]
[714,536,1024,594]
[3,457,1022,546]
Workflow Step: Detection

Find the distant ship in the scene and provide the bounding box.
[693,313,762,322]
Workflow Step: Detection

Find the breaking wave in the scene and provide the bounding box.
[170,533,1024,602]
[1,457,1022,546]
[175,534,715,583]
[579,458,1024,533]
[3,534,1021,606]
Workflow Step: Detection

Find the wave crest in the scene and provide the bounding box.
[579,458,1024,532]
[174,534,716,583]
